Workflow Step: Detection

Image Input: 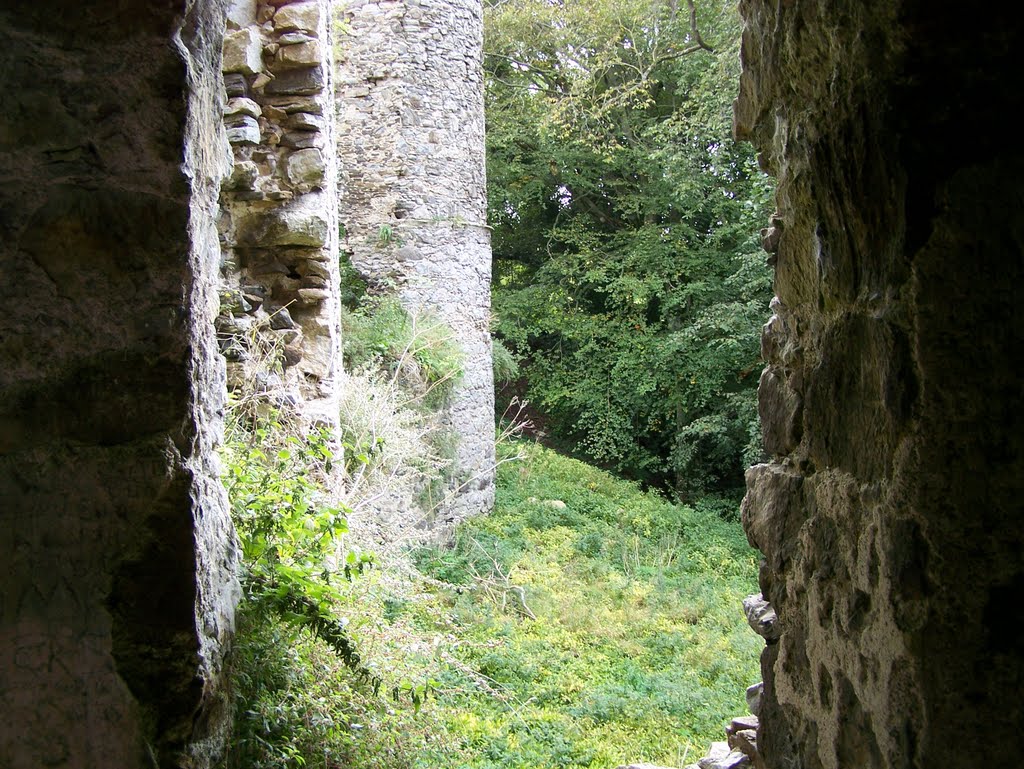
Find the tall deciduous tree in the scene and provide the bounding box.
[487,0,773,497]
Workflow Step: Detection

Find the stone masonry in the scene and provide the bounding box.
[216,0,495,526]
[0,1,238,767]
[218,0,343,427]
[735,1,1024,768]
[334,0,496,524]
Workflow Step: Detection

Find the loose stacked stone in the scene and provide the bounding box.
[218,0,341,422]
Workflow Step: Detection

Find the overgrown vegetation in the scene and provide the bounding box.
[412,442,761,768]
[339,295,466,530]
[220,435,759,769]
[216,2,768,767]
[486,0,773,496]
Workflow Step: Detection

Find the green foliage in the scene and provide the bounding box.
[411,441,762,769]
[221,425,759,769]
[220,408,451,769]
[339,252,368,310]
[491,337,521,385]
[336,295,466,524]
[221,413,376,680]
[486,0,773,495]
[224,610,456,769]
[341,296,464,410]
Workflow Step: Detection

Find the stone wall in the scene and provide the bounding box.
[0,1,237,767]
[334,0,495,525]
[735,2,1024,767]
[218,0,342,426]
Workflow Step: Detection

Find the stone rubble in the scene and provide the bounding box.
[616,682,766,769]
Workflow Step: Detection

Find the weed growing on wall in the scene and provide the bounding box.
[342,296,464,410]
[337,296,468,540]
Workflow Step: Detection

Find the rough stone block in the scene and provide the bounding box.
[287,112,325,131]
[275,41,323,69]
[728,715,759,735]
[225,97,262,119]
[281,131,318,149]
[741,463,804,572]
[273,2,321,33]
[225,116,260,145]
[758,367,802,457]
[286,148,325,186]
[698,743,731,769]
[228,160,259,190]
[223,27,263,75]
[745,682,763,716]
[226,0,257,30]
[224,72,249,97]
[237,200,328,247]
[279,32,315,45]
[298,288,329,303]
[264,66,325,95]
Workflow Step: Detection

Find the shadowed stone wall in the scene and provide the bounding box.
[735,1,1024,767]
[0,1,238,766]
[334,0,495,526]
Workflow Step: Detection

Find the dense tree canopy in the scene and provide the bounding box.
[486,0,773,497]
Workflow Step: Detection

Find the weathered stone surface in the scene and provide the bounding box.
[730,730,764,769]
[226,96,262,118]
[218,0,341,429]
[275,40,322,69]
[237,202,329,247]
[736,1,1024,768]
[229,159,260,190]
[267,96,323,114]
[264,65,325,95]
[273,1,320,33]
[286,148,325,186]
[0,1,237,767]
[279,31,314,45]
[336,0,495,527]
[728,715,759,735]
[697,742,731,769]
[226,0,257,30]
[287,112,325,132]
[225,115,260,144]
[706,752,750,769]
[268,306,296,330]
[297,287,329,303]
[223,26,263,75]
[742,595,780,642]
[281,130,318,149]
[224,72,249,97]
[745,682,762,716]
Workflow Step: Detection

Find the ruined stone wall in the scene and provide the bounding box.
[0,0,238,767]
[735,2,1024,767]
[218,0,342,426]
[334,0,495,525]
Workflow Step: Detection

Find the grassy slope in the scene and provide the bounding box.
[223,441,760,769]
[407,442,761,768]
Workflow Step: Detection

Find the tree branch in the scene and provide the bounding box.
[687,0,715,52]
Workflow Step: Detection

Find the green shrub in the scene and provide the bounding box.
[491,337,520,385]
[341,297,463,409]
